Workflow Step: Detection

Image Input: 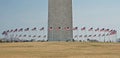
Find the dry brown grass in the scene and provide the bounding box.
[0,42,120,58]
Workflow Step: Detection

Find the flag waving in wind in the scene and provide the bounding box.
[32,27,37,31]
[88,28,93,31]
[110,30,117,35]
[105,29,109,32]
[25,28,29,31]
[95,28,99,31]
[81,27,86,31]
[56,27,62,31]
[40,27,44,31]
[49,27,53,31]
[72,27,78,30]
[18,28,23,32]
[100,28,105,31]
[65,27,70,31]
[2,31,7,35]
[14,29,18,32]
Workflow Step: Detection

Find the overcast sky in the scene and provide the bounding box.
[0,0,120,39]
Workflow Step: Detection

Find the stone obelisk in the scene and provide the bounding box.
[48,0,73,41]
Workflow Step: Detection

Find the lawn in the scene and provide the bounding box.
[0,42,120,58]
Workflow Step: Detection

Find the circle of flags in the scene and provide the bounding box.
[1,26,117,42]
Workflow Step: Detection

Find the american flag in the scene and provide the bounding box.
[110,30,117,35]
[88,28,93,31]
[98,34,101,37]
[74,35,78,38]
[49,27,53,31]
[72,27,78,30]
[2,31,7,35]
[56,27,62,31]
[29,35,31,37]
[81,27,86,31]
[7,30,10,33]
[100,28,105,31]
[95,28,99,31]
[19,35,22,37]
[43,35,47,38]
[79,35,82,37]
[40,27,44,31]
[84,35,87,37]
[88,35,92,37]
[18,28,23,32]
[102,34,105,36]
[105,29,109,32]
[14,29,18,32]
[25,28,29,31]
[33,35,36,37]
[23,35,27,37]
[65,27,70,31]
[38,35,41,38]
[106,33,110,36]
[10,29,13,32]
[93,34,96,37]
[32,27,37,31]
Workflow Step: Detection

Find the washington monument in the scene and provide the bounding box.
[48,0,73,41]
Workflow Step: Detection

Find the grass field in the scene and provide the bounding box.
[0,42,120,58]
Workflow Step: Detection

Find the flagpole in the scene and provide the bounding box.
[52,27,53,41]
[5,33,8,42]
[84,27,86,42]
[115,30,117,42]
[43,27,45,41]
[108,35,111,42]
[104,34,105,42]
[114,33,117,42]
[116,33,117,42]
[77,27,79,41]
[104,31,106,42]
[91,29,94,42]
